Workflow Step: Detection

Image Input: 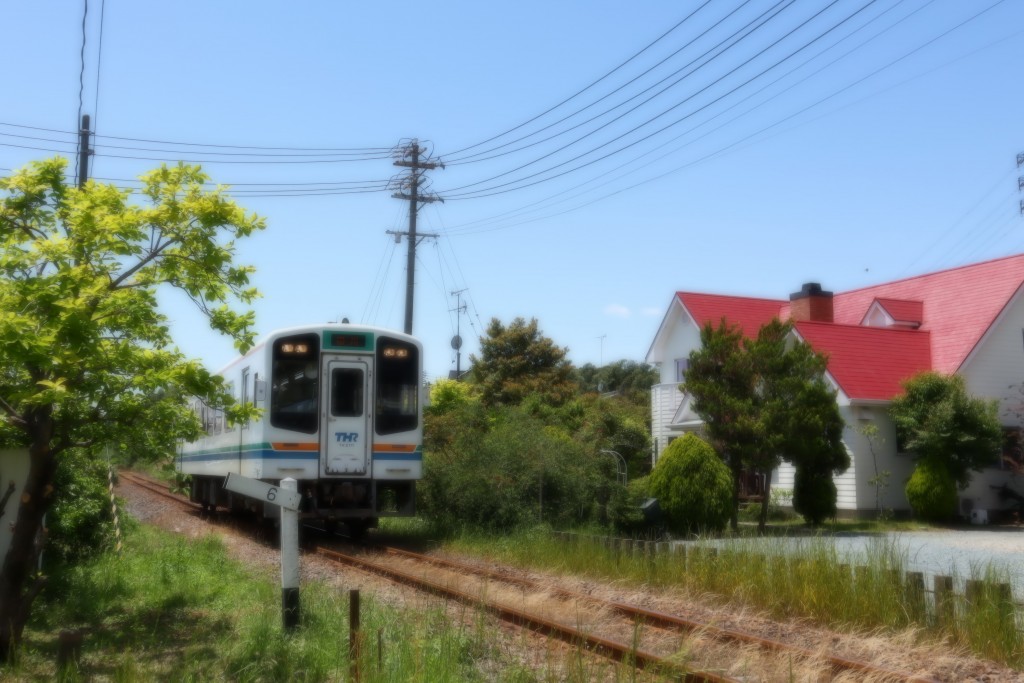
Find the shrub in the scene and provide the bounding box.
[47,449,117,563]
[905,459,957,522]
[647,433,732,534]
[608,475,651,534]
[420,406,606,532]
[793,465,837,525]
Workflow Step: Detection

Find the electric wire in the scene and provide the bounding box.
[441,0,801,191]
[442,0,876,200]
[901,165,1019,275]
[90,0,106,180]
[445,3,1013,236]
[443,0,717,158]
[75,0,89,187]
[448,0,1006,213]
[0,121,392,154]
[440,0,917,233]
[445,0,753,165]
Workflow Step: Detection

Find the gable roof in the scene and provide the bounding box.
[871,298,923,326]
[675,292,785,337]
[831,253,1024,373]
[656,253,1024,402]
[793,321,932,401]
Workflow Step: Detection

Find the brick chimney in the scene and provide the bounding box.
[790,282,833,323]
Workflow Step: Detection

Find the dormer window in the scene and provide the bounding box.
[861,298,922,329]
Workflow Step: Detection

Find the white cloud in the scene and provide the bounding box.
[604,304,631,318]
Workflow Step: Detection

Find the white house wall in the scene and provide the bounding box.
[649,302,703,461]
[958,288,1024,514]
[651,383,684,461]
[842,406,916,513]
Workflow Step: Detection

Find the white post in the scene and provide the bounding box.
[280,477,300,630]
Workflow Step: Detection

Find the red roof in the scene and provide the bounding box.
[676,292,784,337]
[832,254,1024,373]
[872,298,923,325]
[669,253,1024,401]
[794,322,932,400]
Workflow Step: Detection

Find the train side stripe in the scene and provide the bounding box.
[179,445,423,463]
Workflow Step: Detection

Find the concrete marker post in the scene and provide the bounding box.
[281,477,300,631]
[223,473,303,632]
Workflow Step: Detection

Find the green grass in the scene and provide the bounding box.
[445,526,1023,669]
[4,525,662,682]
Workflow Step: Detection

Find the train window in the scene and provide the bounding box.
[271,333,320,434]
[375,337,419,435]
[331,368,364,417]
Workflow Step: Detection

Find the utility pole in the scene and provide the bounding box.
[450,288,468,379]
[77,114,92,189]
[1018,152,1024,216]
[390,140,443,334]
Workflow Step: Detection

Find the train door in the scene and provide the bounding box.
[321,357,371,476]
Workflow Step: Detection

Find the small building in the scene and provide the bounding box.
[646,254,1024,517]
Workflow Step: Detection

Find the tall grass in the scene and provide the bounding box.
[7,525,656,682]
[449,527,1023,668]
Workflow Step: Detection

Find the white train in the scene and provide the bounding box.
[177,324,423,534]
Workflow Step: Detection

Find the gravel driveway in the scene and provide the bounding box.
[693,526,1024,596]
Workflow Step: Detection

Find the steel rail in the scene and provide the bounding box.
[378,545,940,683]
[316,546,736,682]
[117,475,939,683]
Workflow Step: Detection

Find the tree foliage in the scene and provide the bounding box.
[574,360,657,404]
[420,404,611,531]
[648,433,732,534]
[792,463,838,526]
[683,318,848,531]
[470,317,575,407]
[0,158,263,658]
[904,458,958,522]
[890,372,1002,488]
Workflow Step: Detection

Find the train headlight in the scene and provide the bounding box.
[382,347,409,358]
[281,343,309,354]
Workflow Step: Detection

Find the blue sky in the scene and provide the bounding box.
[2,1,1022,381]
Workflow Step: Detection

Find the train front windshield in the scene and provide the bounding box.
[375,337,419,435]
[270,333,320,434]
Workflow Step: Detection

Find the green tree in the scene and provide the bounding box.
[470,317,575,407]
[648,433,732,534]
[574,360,658,405]
[890,372,1002,486]
[890,372,1002,518]
[0,159,263,658]
[683,319,848,532]
[420,405,604,531]
[904,458,958,522]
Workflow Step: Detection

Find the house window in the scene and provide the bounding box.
[674,358,689,382]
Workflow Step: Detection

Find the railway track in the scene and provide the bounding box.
[119,472,940,682]
[317,543,939,683]
[119,471,194,505]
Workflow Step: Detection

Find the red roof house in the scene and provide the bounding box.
[647,253,1024,516]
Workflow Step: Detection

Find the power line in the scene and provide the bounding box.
[442,0,875,200]
[445,0,755,165]
[443,0,717,158]
[441,0,801,190]
[443,2,1013,237]
[0,121,392,153]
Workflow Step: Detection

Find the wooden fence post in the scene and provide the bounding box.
[934,575,954,627]
[350,589,361,682]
